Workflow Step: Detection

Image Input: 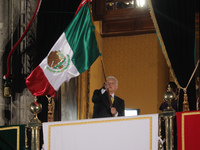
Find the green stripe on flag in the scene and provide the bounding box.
[64,3,100,74]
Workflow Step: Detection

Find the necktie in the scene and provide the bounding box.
[110,95,114,104]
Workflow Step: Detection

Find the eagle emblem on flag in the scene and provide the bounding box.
[47,50,70,73]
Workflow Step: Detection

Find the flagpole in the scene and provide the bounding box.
[99,54,113,107]
[87,1,107,81]
[87,1,94,25]
[87,1,113,109]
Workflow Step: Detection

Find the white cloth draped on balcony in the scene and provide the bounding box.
[42,114,158,150]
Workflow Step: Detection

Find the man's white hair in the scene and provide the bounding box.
[106,76,118,86]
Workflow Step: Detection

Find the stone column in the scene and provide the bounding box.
[0,0,9,126]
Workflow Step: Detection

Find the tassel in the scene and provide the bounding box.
[183,89,190,111]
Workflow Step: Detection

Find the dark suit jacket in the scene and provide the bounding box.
[92,88,125,118]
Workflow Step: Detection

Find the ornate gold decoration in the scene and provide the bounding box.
[26,96,42,150]
[160,85,176,150]
[183,93,190,111]
[158,116,163,150]
[163,84,175,111]
[46,95,55,122]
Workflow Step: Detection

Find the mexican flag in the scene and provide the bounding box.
[26,1,100,97]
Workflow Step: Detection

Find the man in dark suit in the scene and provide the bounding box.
[92,76,125,118]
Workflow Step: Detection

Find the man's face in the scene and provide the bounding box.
[107,78,118,94]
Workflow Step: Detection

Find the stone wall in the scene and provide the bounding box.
[0,0,37,126]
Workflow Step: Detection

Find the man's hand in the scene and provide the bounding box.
[111,107,117,115]
[104,82,109,90]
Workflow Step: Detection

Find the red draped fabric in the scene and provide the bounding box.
[177,111,200,150]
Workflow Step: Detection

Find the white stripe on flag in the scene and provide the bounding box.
[39,33,80,91]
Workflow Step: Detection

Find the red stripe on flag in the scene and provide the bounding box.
[26,66,56,97]
[74,0,92,16]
